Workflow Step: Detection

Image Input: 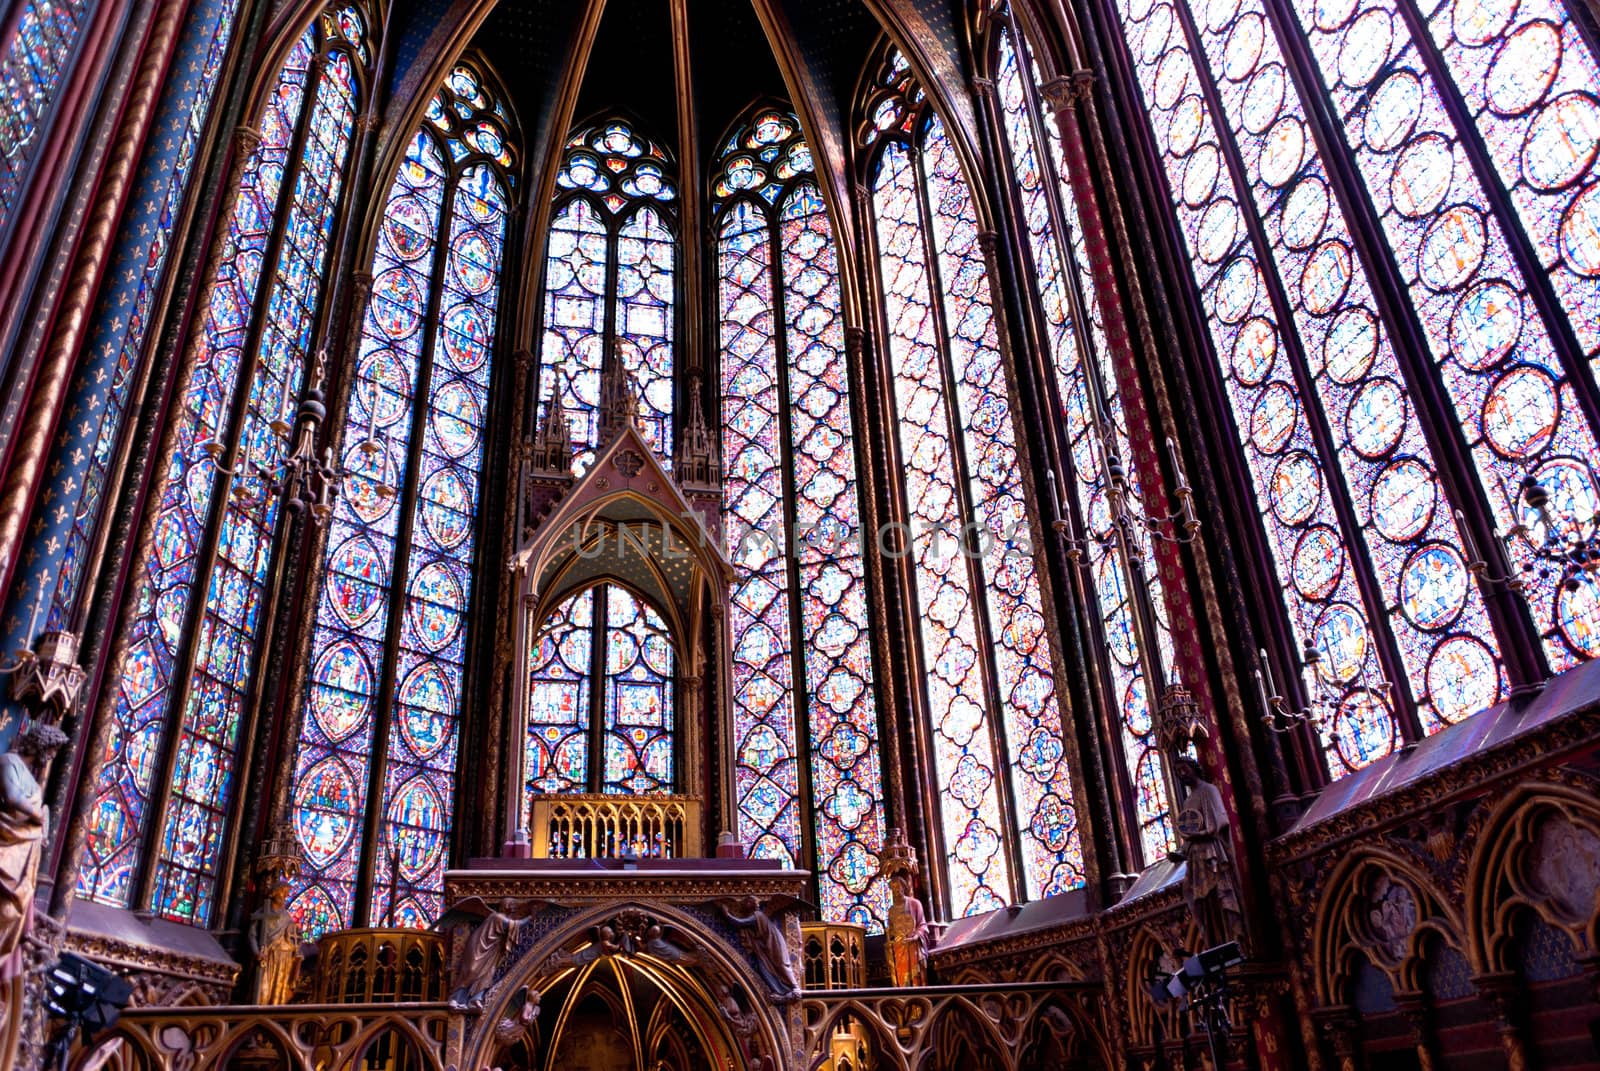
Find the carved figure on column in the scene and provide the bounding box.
[0,722,65,980]
[449,907,534,1010]
[886,872,934,987]
[717,897,801,1002]
[1170,757,1247,952]
[247,876,299,1005]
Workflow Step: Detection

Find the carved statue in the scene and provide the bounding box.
[718,897,801,1002]
[491,985,541,1046]
[886,873,934,987]
[450,909,531,1010]
[0,723,65,981]
[1170,757,1247,952]
[247,878,299,1005]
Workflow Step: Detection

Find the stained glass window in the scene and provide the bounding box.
[522,584,676,802]
[1108,0,1600,771]
[990,15,1175,860]
[285,61,515,939]
[863,51,1084,914]
[78,7,370,924]
[0,1,92,235]
[1,0,242,729]
[538,118,677,473]
[716,109,890,929]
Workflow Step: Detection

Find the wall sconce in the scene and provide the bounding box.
[204,350,394,524]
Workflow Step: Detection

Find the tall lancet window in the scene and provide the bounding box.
[524,584,676,801]
[1109,0,1600,772]
[78,5,371,925]
[537,117,677,473]
[715,107,890,928]
[861,48,1083,915]
[0,1,93,234]
[285,62,516,939]
[986,10,1175,859]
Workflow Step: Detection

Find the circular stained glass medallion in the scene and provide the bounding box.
[1346,378,1407,459]
[1419,206,1486,291]
[451,232,496,294]
[1482,365,1559,459]
[1391,136,1454,218]
[1242,64,1287,134]
[1556,578,1600,657]
[1330,690,1397,770]
[1337,10,1393,89]
[441,303,491,373]
[1223,14,1266,83]
[431,381,482,458]
[1292,525,1345,600]
[1315,602,1370,683]
[407,562,464,650]
[1281,178,1330,250]
[1365,72,1422,152]
[1522,94,1600,191]
[1250,382,1299,454]
[1486,22,1561,116]
[1371,457,1436,542]
[1559,182,1600,276]
[1153,49,1190,110]
[1325,307,1379,383]
[1450,281,1522,369]
[293,758,358,868]
[1270,451,1322,525]
[398,663,453,759]
[1452,0,1514,45]
[1426,636,1499,722]
[1169,95,1206,156]
[1399,542,1469,630]
[1259,117,1305,188]
[372,268,423,339]
[1216,257,1258,323]
[311,641,372,740]
[1302,241,1352,314]
[385,197,434,261]
[1234,317,1278,384]
[1198,200,1239,262]
[1183,144,1221,206]
[420,468,473,548]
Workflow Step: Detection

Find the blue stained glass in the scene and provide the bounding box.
[1113,0,1510,772]
[994,22,1174,860]
[371,160,507,929]
[537,116,677,474]
[0,1,91,233]
[286,129,444,939]
[601,588,674,794]
[525,590,595,796]
[79,17,367,919]
[717,109,888,927]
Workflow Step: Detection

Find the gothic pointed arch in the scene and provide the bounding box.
[856,36,1084,915]
[78,1,377,926]
[283,52,520,939]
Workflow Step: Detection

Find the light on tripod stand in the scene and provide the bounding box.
[1148,941,1244,1069]
[44,952,132,1071]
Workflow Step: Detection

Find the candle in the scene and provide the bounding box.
[27,583,45,639]
[1454,508,1481,566]
[1258,647,1278,699]
[1165,436,1189,490]
[1045,471,1063,521]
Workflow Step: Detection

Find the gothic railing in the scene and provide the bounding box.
[528,794,702,859]
[800,922,867,990]
[70,1004,458,1070]
[311,928,448,1004]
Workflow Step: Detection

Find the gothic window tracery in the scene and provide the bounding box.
[0,1,92,235]
[986,10,1175,860]
[538,117,677,473]
[861,47,1085,914]
[1108,0,1600,773]
[715,107,890,929]
[78,5,372,925]
[523,584,676,801]
[285,59,516,939]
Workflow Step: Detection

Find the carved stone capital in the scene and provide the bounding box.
[1040,70,1096,112]
[234,124,264,154]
